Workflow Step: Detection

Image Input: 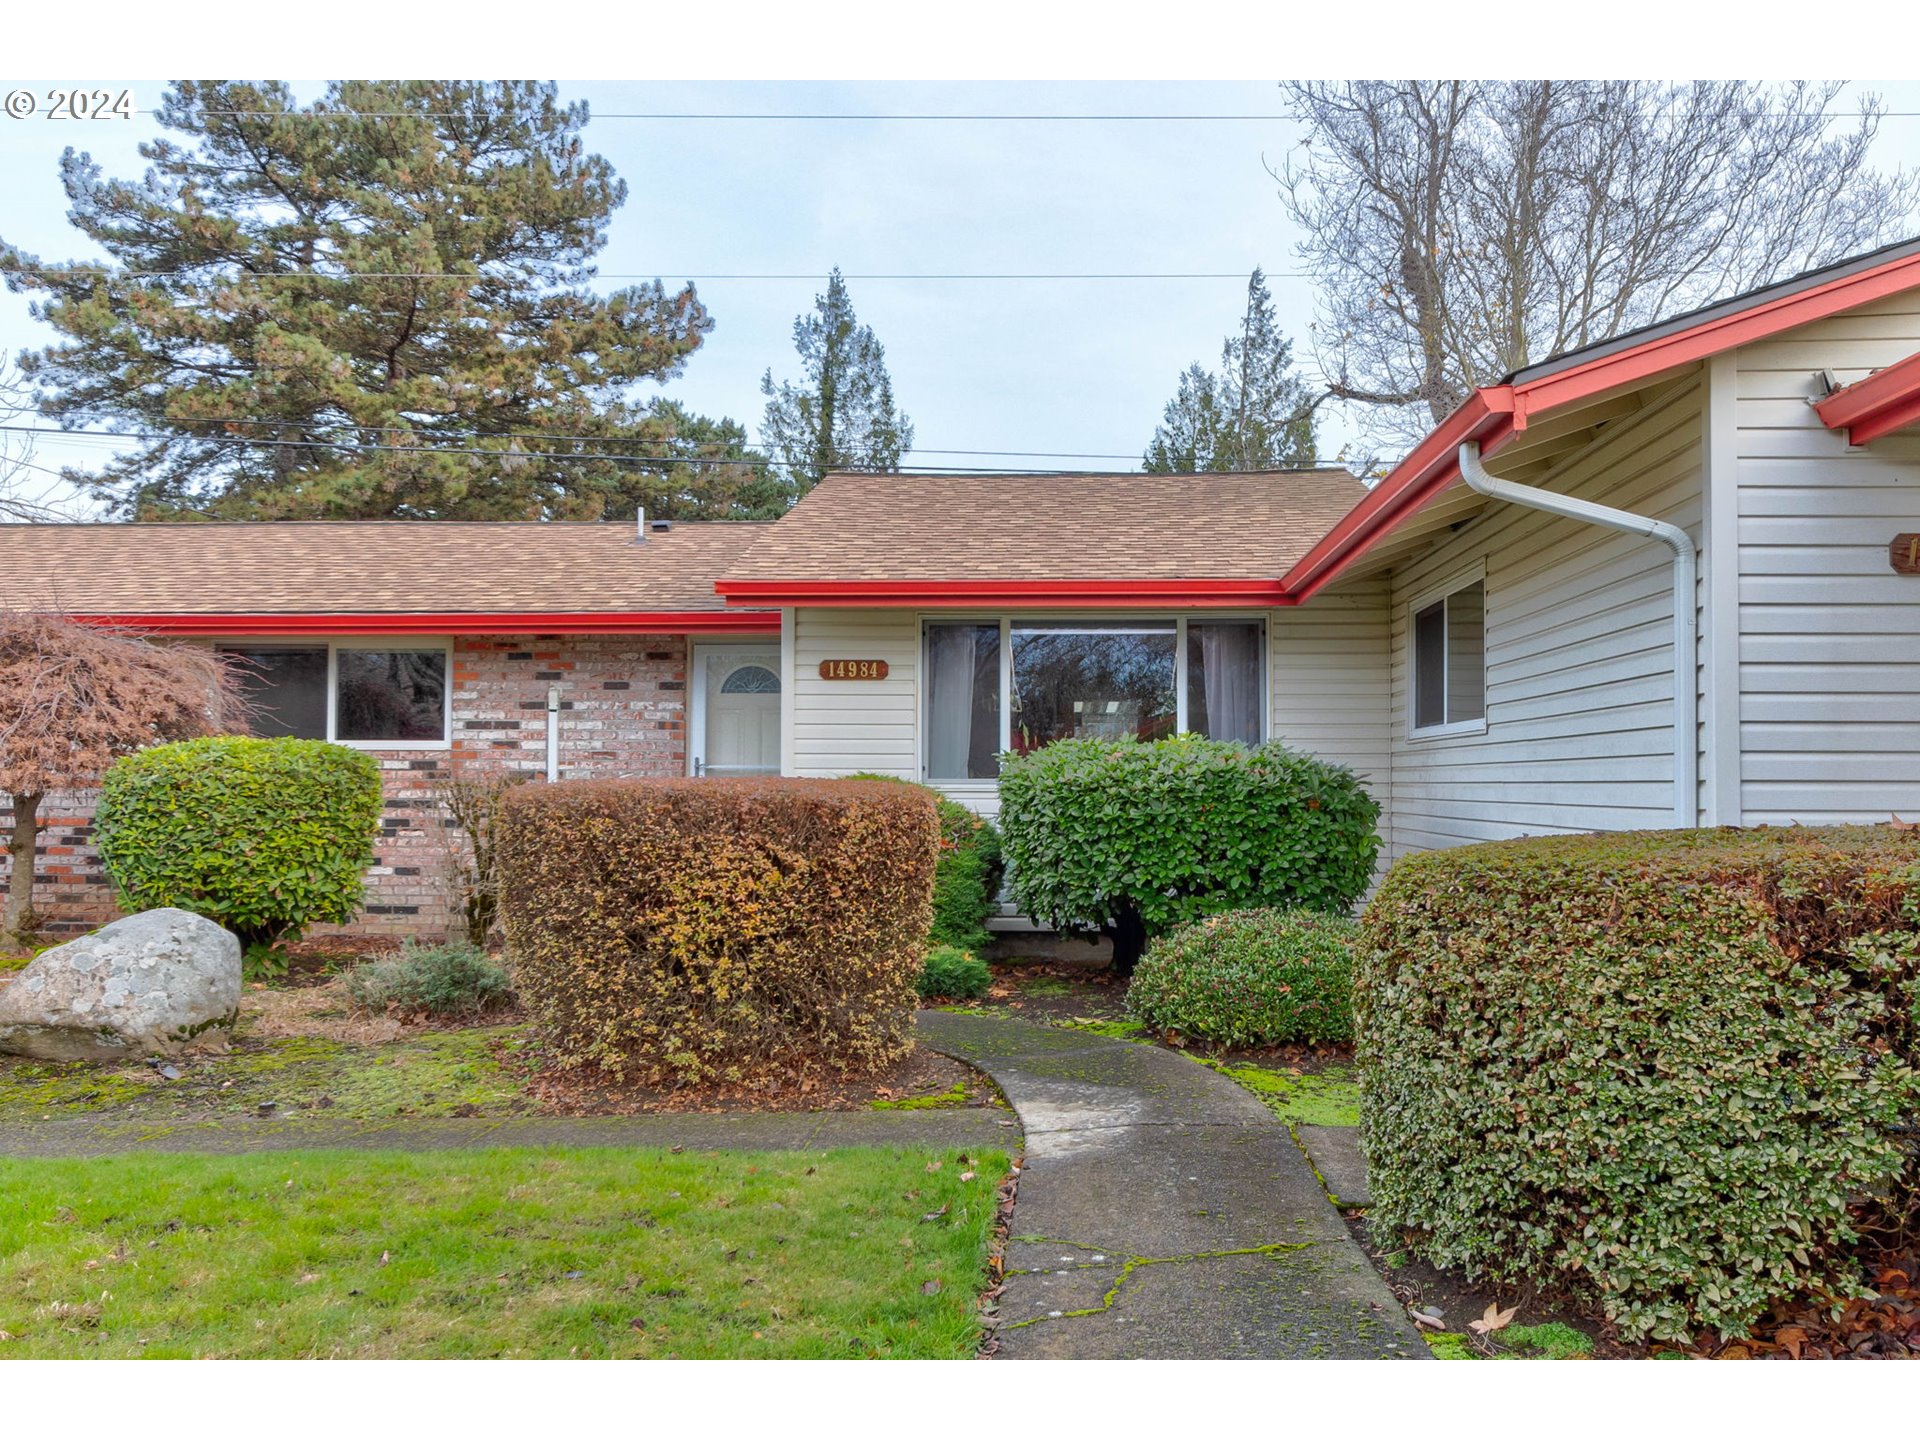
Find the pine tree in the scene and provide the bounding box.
[760,268,914,492]
[1144,269,1316,473]
[0,81,729,520]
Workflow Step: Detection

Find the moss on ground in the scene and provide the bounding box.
[0,1026,530,1122]
[1196,1058,1362,1128]
[1423,1331,1477,1360]
[1500,1321,1594,1359]
[1058,1017,1149,1042]
[869,1082,970,1111]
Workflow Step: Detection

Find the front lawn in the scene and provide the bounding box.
[0,1144,1007,1358]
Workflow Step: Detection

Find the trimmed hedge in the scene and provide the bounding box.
[1358,825,1920,1343]
[916,943,992,1001]
[496,778,938,1086]
[997,735,1380,971]
[1129,907,1356,1046]
[95,737,384,950]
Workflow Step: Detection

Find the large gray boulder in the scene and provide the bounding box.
[0,908,241,1061]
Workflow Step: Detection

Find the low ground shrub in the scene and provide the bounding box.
[347,940,515,1018]
[1358,825,1920,1343]
[496,778,938,1086]
[915,944,992,1000]
[1128,907,1355,1045]
[95,737,383,949]
[997,735,1379,972]
[848,776,1003,954]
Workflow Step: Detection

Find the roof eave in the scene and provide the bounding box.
[69,610,782,636]
[1815,348,1920,446]
[1285,243,1920,598]
[714,578,1297,609]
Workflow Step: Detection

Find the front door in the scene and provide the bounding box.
[690,646,782,776]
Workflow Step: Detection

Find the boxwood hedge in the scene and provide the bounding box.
[997,735,1379,972]
[1358,825,1920,1343]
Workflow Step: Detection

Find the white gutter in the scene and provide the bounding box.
[1457,441,1698,829]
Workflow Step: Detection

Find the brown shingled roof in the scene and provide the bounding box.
[716,469,1366,595]
[0,520,770,618]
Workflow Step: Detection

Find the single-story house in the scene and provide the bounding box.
[8,236,1920,938]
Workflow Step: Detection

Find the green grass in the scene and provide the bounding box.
[0,1027,532,1123]
[0,1145,1007,1358]
[1197,1058,1362,1127]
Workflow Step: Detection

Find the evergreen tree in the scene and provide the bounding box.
[1144,269,1316,473]
[760,269,913,492]
[636,399,791,520]
[0,80,723,520]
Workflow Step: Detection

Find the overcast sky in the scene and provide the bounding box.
[5,78,1920,513]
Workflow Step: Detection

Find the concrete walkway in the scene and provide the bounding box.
[917,1011,1422,1360]
[0,1108,1016,1159]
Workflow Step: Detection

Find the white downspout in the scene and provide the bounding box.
[545,685,561,782]
[1458,441,1698,829]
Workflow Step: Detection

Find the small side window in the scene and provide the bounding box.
[1410,579,1486,733]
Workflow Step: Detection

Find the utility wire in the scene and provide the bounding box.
[0,423,1357,474]
[16,269,1302,282]
[119,415,1164,462]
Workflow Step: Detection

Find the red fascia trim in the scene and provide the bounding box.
[72,610,783,636]
[713,578,1294,608]
[1279,248,1920,601]
[1814,348,1920,446]
[1518,250,1920,416]
[1278,390,1517,602]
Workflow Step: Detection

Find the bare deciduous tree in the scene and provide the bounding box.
[0,614,246,942]
[425,759,534,948]
[0,356,74,523]
[1277,81,1920,450]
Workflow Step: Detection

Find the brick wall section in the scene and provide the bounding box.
[0,633,690,942]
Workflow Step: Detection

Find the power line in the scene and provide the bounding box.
[169,110,1298,123]
[17,269,1299,283]
[2,424,1358,473]
[98,415,1159,462]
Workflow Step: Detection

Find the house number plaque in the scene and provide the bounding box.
[1892,535,1920,575]
[818,659,890,680]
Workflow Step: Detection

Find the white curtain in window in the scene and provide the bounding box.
[925,625,979,778]
[1196,622,1261,745]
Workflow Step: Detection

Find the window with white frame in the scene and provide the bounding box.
[1410,578,1486,733]
[922,617,1264,780]
[219,643,451,746]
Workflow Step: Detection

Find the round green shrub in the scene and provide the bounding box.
[915,943,992,1000]
[96,736,384,949]
[997,735,1380,972]
[1358,825,1920,1344]
[1128,907,1356,1045]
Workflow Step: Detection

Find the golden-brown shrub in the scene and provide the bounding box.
[496,777,938,1086]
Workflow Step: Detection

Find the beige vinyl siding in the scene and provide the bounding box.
[1734,291,1920,823]
[788,608,922,780]
[1269,579,1392,825]
[1382,374,1706,861]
